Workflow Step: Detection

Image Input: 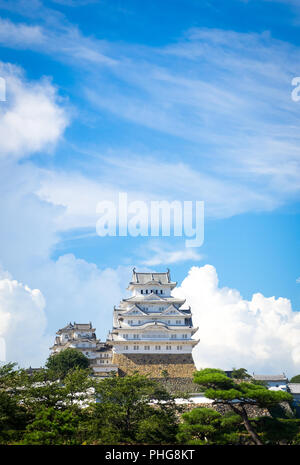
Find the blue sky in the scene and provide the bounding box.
[0,0,300,373]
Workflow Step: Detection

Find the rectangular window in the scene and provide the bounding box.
[144,346,150,350]
[166,345,172,350]
[155,345,161,350]
[141,290,143,294]
[133,345,139,350]
[177,346,183,350]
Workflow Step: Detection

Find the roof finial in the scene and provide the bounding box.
[167,268,170,282]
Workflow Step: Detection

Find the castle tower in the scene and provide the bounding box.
[107,269,199,378]
[50,322,118,377]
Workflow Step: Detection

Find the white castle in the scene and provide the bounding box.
[107,268,199,355]
[51,269,199,378]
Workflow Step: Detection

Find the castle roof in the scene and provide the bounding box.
[129,269,176,286]
[56,322,95,334]
[253,374,287,382]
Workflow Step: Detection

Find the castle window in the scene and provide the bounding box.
[155,290,158,294]
[177,346,183,350]
[166,345,172,350]
[133,345,139,350]
[146,290,148,294]
[155,345,161,350]
[160,290,163,294]
[124,346,128,350]
[144,346,150,350]
[171,334,177,339]
[182,334,187,339]
[141,290,143,294]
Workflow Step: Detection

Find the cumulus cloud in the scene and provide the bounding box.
[0,268,50,367]
[173,265,300,377]
[27,254,131,341]
[0,62,69,159]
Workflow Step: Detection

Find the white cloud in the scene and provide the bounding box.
[173,265,300,377]
[140,243,203,266]
[0,268,50,367]
[26,254,131,341]
[0,62,69,159]
[0,17,116,66]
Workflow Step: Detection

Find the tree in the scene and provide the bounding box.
[0,390,28,444]
[290,375,300,383]
[193,368,293,445]
[231,368,251,380]
[21,406,82,445]
[254,417,300,445]
[45,348,90,379]
[177,407,243,445]
[90,374,179,444]
[19,367,95,413]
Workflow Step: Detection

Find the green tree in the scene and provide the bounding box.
[231,368,251,380]
[193,368,293,445]
[90,374,179,444]
[254,417,300,445]
[45,348,90,379]
[19,367,95,413]
[176,407,243,445]
[0,390,28,444]
[21,406,82,445]
[290,375,300,383]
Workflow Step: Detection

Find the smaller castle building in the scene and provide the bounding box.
[50,322,117,377]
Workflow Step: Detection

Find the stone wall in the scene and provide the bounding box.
[112,353,196,378]
[153,377,202,394]
[180,402,272,417]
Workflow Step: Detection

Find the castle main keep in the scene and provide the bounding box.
[107,269,199,377]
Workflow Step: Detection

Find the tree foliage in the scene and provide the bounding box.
[0,360,299,445]
[177,407,243,445]
[45,348,90,379]
[231,368,252,380]
[193,368,294,445]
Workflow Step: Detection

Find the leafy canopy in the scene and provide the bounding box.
[45,348,90,379]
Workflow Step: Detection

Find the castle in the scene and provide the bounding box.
[50,269,199,379]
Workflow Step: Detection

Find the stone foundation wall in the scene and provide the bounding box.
[112,353,197,378]
[153,377,202,394]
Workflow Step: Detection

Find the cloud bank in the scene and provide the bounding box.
[174,265,300,378]
[0,269,50,367]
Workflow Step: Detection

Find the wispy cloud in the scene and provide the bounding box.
[140,243,203,266]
